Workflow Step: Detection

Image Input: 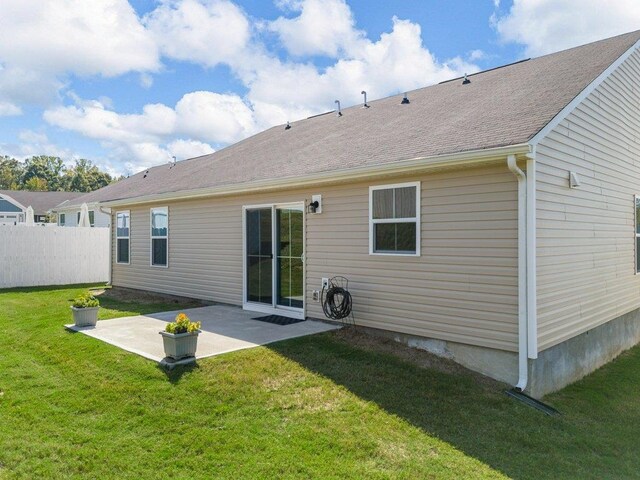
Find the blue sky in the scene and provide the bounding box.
[0,0,638,176]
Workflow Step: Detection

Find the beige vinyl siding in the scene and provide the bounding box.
[112,163,518,351]
[536,47,640,351]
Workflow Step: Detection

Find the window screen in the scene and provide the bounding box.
[370,183,419,255]
[151,207,168,266]
[116,211,130,264]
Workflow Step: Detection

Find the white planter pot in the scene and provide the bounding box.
[71,306,99,327]
[160,330,200,360]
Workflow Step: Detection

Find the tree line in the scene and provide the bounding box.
[0,155,120,192]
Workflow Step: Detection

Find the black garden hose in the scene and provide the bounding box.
[321,284,353,321]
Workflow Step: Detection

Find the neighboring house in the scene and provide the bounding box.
[69,31,640,397]
[52,200,110,227]
[0,190,83,225]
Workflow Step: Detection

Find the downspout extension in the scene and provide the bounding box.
[507,154,528,392]
[99,206,113,286]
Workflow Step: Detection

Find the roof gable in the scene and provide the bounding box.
[0,190,83,215]
[0,196,24,213]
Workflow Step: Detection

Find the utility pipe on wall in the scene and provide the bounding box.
[507,154,528,391]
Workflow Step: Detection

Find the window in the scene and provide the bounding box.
[636,196,640,273]
[76,210,95,226]
[116,211,130,264]
[150,207,168,267]
[369,182,420,255]
[59,213,65,226]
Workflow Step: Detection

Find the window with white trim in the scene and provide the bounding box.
[116,211,130,264]
[59,213,65,226]
[150,207,168,267]
[635,196,640,273]
[369,182,420,255]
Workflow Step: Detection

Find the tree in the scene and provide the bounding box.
[21,156,66,191]
[0,153,117,192]
[62,159,113,192]
[0,155,24,189]
[24,177,48,191]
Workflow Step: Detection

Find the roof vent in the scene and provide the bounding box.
[285,121,291,130]
[335,100,342,116]
[401,93,410,104]
[462,73,471,85]
[361,90,369,108]
[143,169,149,178]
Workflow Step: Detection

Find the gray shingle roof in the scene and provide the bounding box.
[70,30,640,207]
[0,190,83,215]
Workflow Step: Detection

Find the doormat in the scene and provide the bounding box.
[252,315,306,326]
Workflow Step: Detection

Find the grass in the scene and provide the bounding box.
[0,285,639,479]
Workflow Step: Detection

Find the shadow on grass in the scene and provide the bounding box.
[156,361,200,384]
[98,295,203,318]
[268,329,638,480]
[0,282,107,294]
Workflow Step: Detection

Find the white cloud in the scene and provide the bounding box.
[0,101,21,116]
[144,0,251,67]
[139,73,154,89]
[175,91,258,143]
[246,16,475,124]
[43,94,224,170]
[0,0,158,76]
[269,0,365,57]
[167,139,215,160]
[0,0,159,108]
[44,100,177,144]
[1,130,78,163]
[149,0,474,124]
[16,0,479,175]
[468,49,487,61]
[493,0,640,56]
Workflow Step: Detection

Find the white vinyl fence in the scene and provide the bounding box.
[0,226,109,289]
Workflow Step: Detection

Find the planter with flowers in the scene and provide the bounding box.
[160,313,201,360]
[71,293,100,327]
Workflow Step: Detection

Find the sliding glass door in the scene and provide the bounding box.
[244,203,304,317]
[245,207,273,305]
[276,206,304,309]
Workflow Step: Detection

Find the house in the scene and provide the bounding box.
[0,190,83,224]
[51,200,110,227]
[66,30,640,397]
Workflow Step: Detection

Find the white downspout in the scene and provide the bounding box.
[526,150,538,358]
[507,154,528,391]
[99,206,112,286]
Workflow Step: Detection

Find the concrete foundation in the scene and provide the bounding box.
[529,307,640,397]
[353,307,640,398]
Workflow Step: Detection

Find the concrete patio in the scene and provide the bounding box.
[66,304,339,366]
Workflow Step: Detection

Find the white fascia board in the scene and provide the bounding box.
[529,39,640,147]
[49,201,99,214]
[100,143,531,208]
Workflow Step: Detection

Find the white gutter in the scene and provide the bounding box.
[507,154,528,391]
[99,206,113,286]
[98,143,530,208]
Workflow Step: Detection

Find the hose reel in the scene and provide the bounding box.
[321,276,354,326]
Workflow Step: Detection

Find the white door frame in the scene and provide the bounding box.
[242,202,306,319]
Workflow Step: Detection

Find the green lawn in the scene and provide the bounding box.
[0,285,638,479]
